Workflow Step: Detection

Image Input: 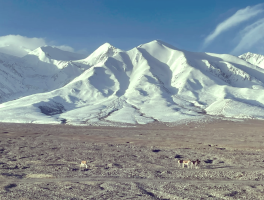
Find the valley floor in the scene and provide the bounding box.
[1,119,264,199]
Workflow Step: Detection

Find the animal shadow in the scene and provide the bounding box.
[217,148,226,150]
[175,155,183,159]
[204,159,213,164]
[225,191,238,197]
[4,184,17,192]
[204,165,233,169]
[1,173,25,179]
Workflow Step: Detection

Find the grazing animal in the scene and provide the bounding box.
[177,159,183,168]
[178,159,191,168]
[191,159,201,169]
[80,161,88,169]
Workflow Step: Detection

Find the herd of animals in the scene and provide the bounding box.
[79,159,201,170]
[177,159,201,169]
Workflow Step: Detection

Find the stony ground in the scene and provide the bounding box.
[1,119,264,199]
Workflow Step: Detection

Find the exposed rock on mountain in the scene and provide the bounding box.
[239,52,264,69]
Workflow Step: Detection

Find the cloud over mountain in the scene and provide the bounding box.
[0,35,84,57]
[0,35,46,57]
[203,4,264,48]
[231,18,264,55]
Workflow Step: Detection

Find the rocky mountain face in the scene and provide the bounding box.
[239,52,264,69]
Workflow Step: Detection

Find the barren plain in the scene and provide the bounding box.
[1,119,264,199]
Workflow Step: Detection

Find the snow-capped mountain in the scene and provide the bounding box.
[0,52,29,103]
[0,43,122,103]
[23,46,87,62]
[1,40,264,125]
[0,44,32,57]
[239,52,264,69]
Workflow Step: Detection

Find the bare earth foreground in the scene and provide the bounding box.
[1,119,264,199]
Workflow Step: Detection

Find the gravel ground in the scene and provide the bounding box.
[1,119,264,199]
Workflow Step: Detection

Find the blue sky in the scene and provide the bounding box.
[0,0,264,56]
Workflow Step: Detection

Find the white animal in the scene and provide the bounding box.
[178,159,191,168]
[80,161,88,169]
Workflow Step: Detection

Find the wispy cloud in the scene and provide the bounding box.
[54,45,75,53]
[0,35,46,57]
[0,35,86,57]
[203,4,264,48]
[231,18,264,55]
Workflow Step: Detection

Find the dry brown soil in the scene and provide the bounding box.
[1,119,264,199]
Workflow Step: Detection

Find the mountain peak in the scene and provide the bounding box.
[39,45,61,54]
[94,42,119,53]
[138,40,179,51]
[100,42,113,48]
[24,45,86,61]
[239,52,264,58]
[82,42,122,63]
[239,52,264,69]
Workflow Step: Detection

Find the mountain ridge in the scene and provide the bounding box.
[239,52,264,69]
[1,40,264,125]
[24,45,87,62]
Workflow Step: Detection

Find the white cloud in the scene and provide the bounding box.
[203,4,264,47]
[0,35,46,57]
[54,45,75,53]
[0,35,84,57]
[53,46,89,55]
[231,18,264,55]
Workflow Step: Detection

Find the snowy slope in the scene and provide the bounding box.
[0,44,121,103]
[0,52,29,103]
[23,46,86,62]
[0,45,32,57]
[0,47,86,103]
[239,52,264,69]
[1,40,264,125]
